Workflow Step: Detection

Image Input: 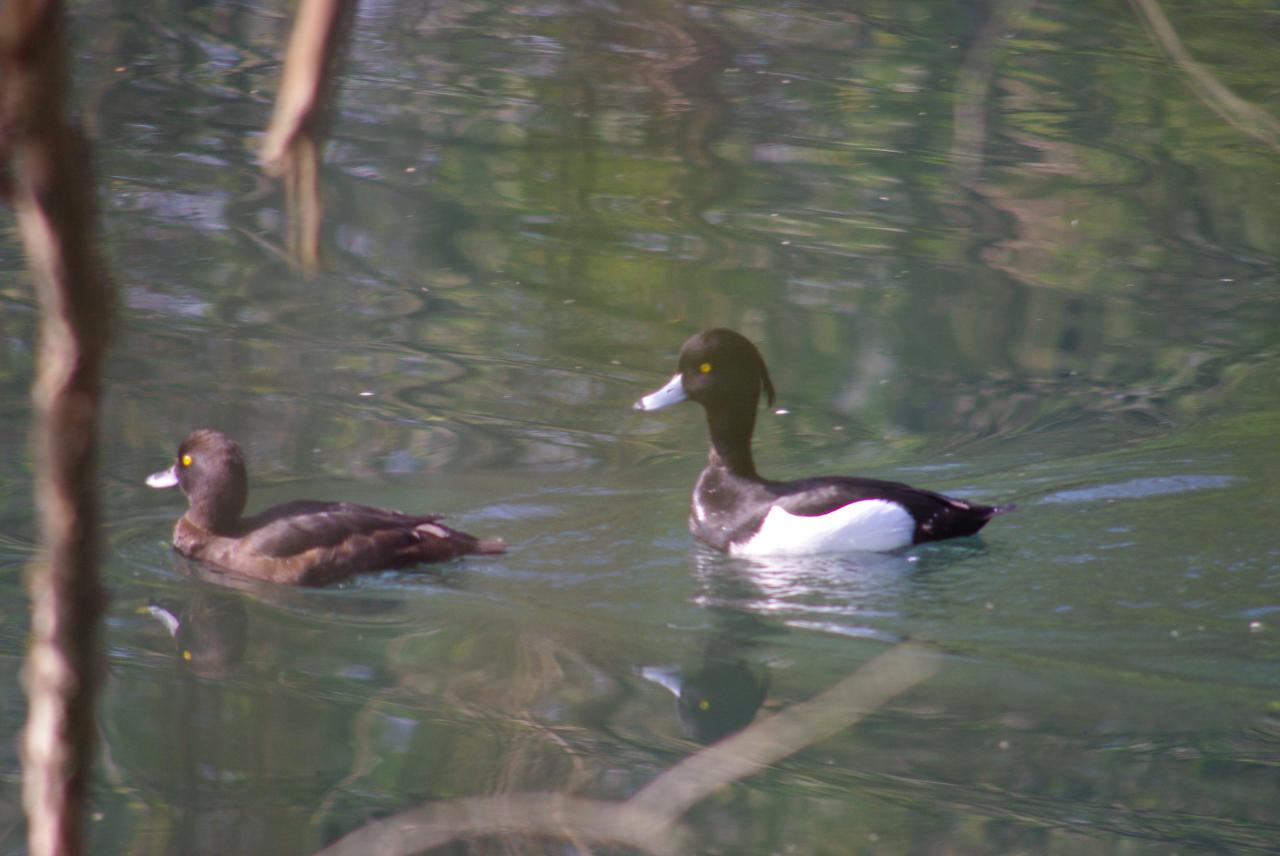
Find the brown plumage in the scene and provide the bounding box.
[147,429,504,586]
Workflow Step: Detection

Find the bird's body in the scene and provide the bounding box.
[635,329,1012,555]
[148,429,503,585]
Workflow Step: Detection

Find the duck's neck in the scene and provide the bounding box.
[185,484,246,535]
[705,399,760,479]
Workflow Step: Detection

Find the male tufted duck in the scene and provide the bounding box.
[147,429,504,585]
[634,329,1013,555]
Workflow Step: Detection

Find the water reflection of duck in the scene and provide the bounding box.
[643,659,770,744]
[147,592,248,677]
[147,429,504,586]
[635,328,1014,555]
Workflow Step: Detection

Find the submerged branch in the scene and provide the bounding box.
[314,794,685,856]
[1,1,114,855]
[629,642,937,822]
[313,644,937,855]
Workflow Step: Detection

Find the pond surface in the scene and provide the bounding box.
[2,0,1279,853]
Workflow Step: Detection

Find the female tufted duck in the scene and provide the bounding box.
[146,429,504,585]
[634,329,1013,555]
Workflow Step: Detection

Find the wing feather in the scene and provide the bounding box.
[239,501,442,559]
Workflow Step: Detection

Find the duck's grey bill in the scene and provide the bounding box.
[146,465,179,489]
[634,372,687,411]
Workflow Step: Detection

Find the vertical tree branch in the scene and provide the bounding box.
[260,0,353,273]
[1,1,114,854]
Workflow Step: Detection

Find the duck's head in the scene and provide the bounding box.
[634,328,775,414]
[147,429,248,533]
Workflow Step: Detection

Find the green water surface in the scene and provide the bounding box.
[1,1,1278,853]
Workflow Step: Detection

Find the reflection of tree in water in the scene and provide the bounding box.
[76,0,1280,479]
[290,563,939,855]
[8,2,1280,853]
[311,616,615,851]
[314,640,935,856]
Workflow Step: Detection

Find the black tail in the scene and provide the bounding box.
[917,501,1015,543]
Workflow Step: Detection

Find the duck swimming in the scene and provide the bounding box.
[634,328,1013,555]
[146,429,504,585]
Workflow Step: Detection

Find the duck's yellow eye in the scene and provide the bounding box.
[182,650,192,661]
[180,454,193,467]
[699,362,713,374]
[698,699,711,711]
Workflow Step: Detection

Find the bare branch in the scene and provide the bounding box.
[313,794,686,856]
[312,644,937,855]
[629,643,937,823]
[260,0,350,172]
[1,2,114,855]
[260,0,353,273]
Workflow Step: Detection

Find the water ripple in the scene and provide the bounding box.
[1040,474,1237,504]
